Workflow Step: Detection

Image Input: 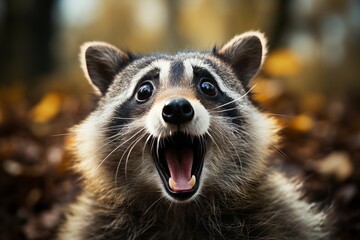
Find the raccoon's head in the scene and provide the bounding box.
[74,32,278,203]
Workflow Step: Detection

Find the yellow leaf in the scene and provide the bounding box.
[31,92,62,123]
[264,49,301,77]
[289,114,314,132]
[252,78,283,103]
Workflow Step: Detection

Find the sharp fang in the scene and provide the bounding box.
[169,177,177,190]
[188,175,196,187]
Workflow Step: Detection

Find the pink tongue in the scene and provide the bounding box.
[165,147,193,192]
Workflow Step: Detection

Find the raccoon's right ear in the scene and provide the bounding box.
[216,31,267,86]
[80,42,131,95]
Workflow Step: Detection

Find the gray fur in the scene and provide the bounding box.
[58,32,328,240]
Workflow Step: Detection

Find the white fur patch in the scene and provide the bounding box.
[73,115,105,179]
[271,173,327,235]
[125,59,171,100]
[186,58,244,101]
[183,59,194,84]
[145,97,210,138]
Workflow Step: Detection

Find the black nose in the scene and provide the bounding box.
[162,98,194,125]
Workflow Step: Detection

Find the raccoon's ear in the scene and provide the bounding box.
[80,42,131,95]
[216,31,267,86]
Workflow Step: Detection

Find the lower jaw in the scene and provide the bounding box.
[164,183,200,201]
[157,170,202,201]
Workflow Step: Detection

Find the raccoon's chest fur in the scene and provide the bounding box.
[58,32,328,240]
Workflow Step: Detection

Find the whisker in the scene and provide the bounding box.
[150,137,156,157]
[142,134,153,160]
[156,132,163,162]
[266,113,293,119]
[210,107,239,114]
[211,83,257,110]
[228,123,287,163]
[115,130,146,186]
[211,115,246,121]
[124,132,147,181]
[143,197,163,216]
[97,125,127,131]
[199,135,206,158]
[90,130,126,158]
[52,133,74,137]
[110,116,137,120]
[205,130,221,154]
[96,128,144,172]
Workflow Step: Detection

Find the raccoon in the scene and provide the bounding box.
[58,31,328,240]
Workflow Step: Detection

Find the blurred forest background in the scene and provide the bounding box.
[0,0,359,239]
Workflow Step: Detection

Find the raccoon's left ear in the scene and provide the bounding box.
[216,31,267,86]
[80,42,132,95]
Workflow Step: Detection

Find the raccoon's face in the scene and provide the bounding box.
[75,32,277,202]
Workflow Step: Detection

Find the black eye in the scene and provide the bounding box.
[199,78,217,97]
[136,81,154,102]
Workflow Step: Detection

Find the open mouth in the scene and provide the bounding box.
[152,133,206,200]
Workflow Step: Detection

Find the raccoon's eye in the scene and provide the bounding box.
[136,81,155,103]
[199,78,218,97]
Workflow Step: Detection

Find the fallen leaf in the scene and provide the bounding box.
[0,105,3,125]
[263,49,301,78]
[300,92,327,114]
[30,92,62,123]
[289,114,314,132]
[3,159,23,176]
[252,78,284,103]
[312,152,353,181]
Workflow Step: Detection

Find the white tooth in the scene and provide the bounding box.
[188,175,196,187]
[169,177,177,190]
